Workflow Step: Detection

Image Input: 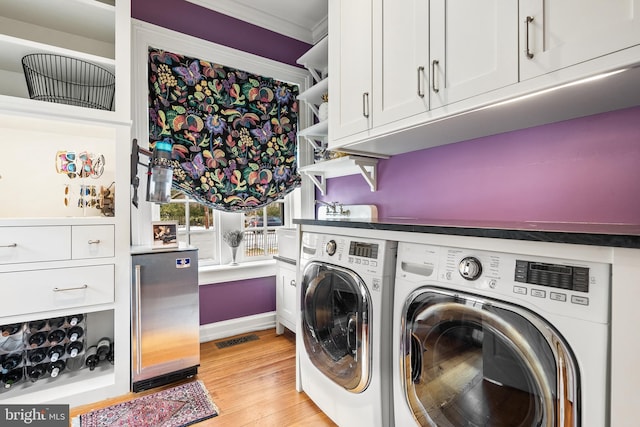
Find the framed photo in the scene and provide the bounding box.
[152,221,178,248]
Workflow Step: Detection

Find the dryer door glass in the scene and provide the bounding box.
[301,261,371,393]
[402,288,578,427]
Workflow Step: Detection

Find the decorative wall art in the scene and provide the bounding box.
[147,47,301,212]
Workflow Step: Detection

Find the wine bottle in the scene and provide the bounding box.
[2,368,23,388]
[67,326,84,342]
[1,352,22,374]
[107,342,115,365]
[47,345,65,363]
[96,337,112,361]
[28,348,48,364]
[1,323,22,337]
[85,346,99,371]
[28,319,46,332]
[48,360,66,378]
[27,363,47,382]
[47,329,66,345]
[67,341,84,358]
[66,314,84,326]
[28,331,47,348]
[48,317,66,329]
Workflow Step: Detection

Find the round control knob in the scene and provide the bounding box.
[325,240,337,256]
[459,257,482,281]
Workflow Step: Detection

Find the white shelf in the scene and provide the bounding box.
[297,77,328,105]
[299,155,380,195]
[298,120,328,151]
[296,35,328,82]
[0,0,116,101]
[299,120,328,138]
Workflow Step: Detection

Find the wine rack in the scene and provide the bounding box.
[0,314,91,392]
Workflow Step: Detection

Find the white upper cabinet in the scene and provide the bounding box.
[429,0,518,109]
[520,0,640,81]
[328,0,373,142]
[373,0,518,127]
[372,0,430,127]
[328,0,640,156]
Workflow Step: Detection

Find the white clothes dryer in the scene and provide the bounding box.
[393,241,610,427]
[298,232,397,427]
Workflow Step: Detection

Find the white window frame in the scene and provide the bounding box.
[130,20,314,259]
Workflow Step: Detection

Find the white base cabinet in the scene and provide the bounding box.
[275,260,297,334]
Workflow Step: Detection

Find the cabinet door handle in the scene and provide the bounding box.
[0,243,17,248]
[431,60,440,93]
[417,66,425,98]
[290,279,296,287]
[362,92,370,118]
[53,284,88,292]
[525,16,535,59]
[88,239,101,244]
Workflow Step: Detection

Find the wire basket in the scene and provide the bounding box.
[22,54,115,111]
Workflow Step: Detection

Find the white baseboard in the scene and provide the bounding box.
[199,311,276,343]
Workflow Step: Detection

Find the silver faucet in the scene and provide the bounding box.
[316,200,350,216]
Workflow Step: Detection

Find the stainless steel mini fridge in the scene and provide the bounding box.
[131,248,199,392]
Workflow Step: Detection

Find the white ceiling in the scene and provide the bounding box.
[185,0,328,45]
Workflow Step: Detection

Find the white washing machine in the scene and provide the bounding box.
[298,232,397,427]
[393,241,610,427]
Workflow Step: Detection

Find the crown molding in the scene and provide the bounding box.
[185,0,327,44]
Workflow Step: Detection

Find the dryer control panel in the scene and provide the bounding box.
[396,242,611,323]
[515,260,589,293]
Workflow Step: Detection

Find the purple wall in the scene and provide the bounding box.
[131,0,311,67]
[319,106,640,224]
[199,277,276,324]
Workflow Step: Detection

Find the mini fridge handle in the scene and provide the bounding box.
[133,264,142,375]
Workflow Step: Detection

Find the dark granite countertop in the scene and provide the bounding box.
[293,218,640,249]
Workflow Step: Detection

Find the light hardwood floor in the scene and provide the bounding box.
[70,328,337,426]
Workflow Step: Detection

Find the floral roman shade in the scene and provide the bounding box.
[148,47,301,212]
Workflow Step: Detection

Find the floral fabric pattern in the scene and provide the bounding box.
[148,47,301,211]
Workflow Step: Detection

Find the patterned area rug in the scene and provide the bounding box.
[76,380,219,427]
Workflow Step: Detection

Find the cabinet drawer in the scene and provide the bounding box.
[0,226,71,265]
[72,225,115,259]
[0,265,114,317]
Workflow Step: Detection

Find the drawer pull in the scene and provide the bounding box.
[53,284,88,292]
[0,243,17,248]
[88,239,101,244]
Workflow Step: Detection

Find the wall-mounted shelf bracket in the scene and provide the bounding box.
[299,155,381,195]
[305,172,327,195]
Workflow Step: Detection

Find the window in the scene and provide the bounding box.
[160,191,288,265]
[160,190,218,263]
[243,202,285,257]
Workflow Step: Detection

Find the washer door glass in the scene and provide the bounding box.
[302,261,371,393]
[402,287,578,427]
